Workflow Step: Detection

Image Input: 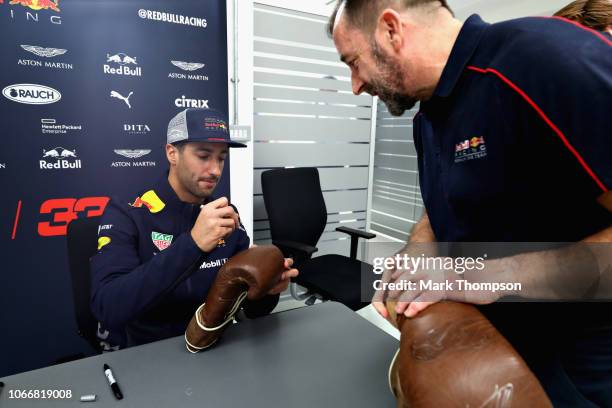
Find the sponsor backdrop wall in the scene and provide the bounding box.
[0,0,230,376]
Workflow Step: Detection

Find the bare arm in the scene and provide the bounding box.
[407,212,436,243]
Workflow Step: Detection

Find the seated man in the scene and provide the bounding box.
[91,108,297,347]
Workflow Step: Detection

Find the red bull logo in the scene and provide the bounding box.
[130,196,152,210]
[456,136,486,152]
[204,118,228,133]
[7,0,60,12]
[454,136,487,163]
[129,190,166,213]
[470,136,485,148]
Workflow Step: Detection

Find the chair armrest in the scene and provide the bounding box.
[335,227,376,260]
[335,226,376,240]
[272,240,318,266]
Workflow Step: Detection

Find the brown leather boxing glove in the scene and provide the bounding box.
[185,245,285,353]
[386,301,552,407]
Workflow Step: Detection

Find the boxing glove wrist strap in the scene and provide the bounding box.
[196,291,248,332]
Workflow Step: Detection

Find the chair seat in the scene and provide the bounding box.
[294,254,376,311]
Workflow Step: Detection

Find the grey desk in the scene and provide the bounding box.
[1,302,399,407]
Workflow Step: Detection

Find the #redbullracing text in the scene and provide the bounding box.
[138,9,207,28]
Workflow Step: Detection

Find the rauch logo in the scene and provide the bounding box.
[2,83,61,104]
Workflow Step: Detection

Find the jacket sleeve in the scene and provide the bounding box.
[90,198,205,330]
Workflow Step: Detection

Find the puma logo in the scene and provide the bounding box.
[110,90,133,109]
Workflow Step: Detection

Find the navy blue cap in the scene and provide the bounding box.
[167,108,246,148]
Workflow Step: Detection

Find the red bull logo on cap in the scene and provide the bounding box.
[204,117,228,133]
[7,0,60,12]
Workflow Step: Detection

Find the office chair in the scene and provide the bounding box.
[66,216,104,353]
[261,167,376,311]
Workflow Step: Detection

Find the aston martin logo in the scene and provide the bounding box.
[171,60,205,71]
[21,45,67,58]
[114,149,151,159]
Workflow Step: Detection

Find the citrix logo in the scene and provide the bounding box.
[175,95,208,109]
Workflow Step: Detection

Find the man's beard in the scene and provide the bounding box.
[368,40,417,117]
[179,168,217,201]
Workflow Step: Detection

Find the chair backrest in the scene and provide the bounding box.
[261,168,327,247]
[66,216,101,351]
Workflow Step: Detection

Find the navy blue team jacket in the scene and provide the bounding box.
[90,174,278,346]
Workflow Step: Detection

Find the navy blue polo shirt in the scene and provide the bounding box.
[414,15,612,403]
[415,15,611,243]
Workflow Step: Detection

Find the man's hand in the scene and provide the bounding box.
[267,258,299,295]
[372,263,396,319]
[191,197,240,252]
[390,257,514,318]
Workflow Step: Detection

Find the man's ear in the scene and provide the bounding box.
[597,190,612,212]
[376,8,404,52]
[166,143,179,166]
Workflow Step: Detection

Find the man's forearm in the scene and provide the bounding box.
[487,226,612,300]
[394,213,437,259]
[409,212,436,243]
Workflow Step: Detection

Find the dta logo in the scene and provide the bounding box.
[123,124,150,135]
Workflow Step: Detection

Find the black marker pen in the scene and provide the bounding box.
[103,364,123,400]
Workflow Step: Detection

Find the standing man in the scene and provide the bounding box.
[329,0,611,405]
[91,108,297,347]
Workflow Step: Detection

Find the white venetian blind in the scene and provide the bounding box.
[369,101,423,242]
[252,3,374,257]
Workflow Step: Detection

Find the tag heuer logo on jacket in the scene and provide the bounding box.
[152,231,173,251]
